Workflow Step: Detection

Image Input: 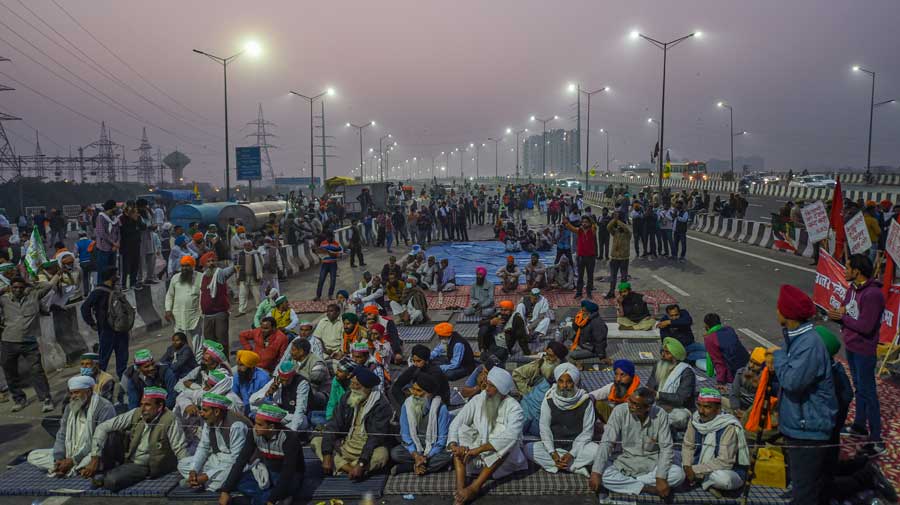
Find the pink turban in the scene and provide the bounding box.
[475,266,487,276]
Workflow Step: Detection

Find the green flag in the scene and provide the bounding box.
[24,225,48,277]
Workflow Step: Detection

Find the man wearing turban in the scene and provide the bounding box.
[389,344,451,412]
[448,367,527,504]
[558,299,609,364]
[526,363,597,476]
[464,266,496,318]
[391,373,453,476]
[429,322,477,381]
[232,350,270,416]
[589,359,640,423]
[28,375,116,476]
[727,347,767,419]
[512,341,569,396]
[340,311,369,355]
[496,255,521,292]
[164,254,203,356]
[646,337,696,431]
[477,299,529,364]
[249,360,317,432]
[312,366,392,480]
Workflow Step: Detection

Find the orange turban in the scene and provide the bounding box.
[363,305,380,315]
[180,255,196,267]
[434,322,454,337]
[498,300,515,310]
[192,232,203,240]
[236,350,260,368]
[200,252,217,267]
[236,226,246,233]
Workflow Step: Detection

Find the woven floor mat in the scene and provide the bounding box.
[0,463,180,497]
[610,342,661,364]
[601,485,789,504]
[384,466,591,495]
[397,325,435,342]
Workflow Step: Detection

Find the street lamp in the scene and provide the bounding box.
[193,41,262,200]
[378,133,393,181]
[289,87,335,192]
[569,83,610,189]
[487,136,503,178]
[599,129,610,174]
[511,127,528,182]
[530,115,558,185]
[631,28,701,194]
[716,101,743,179]
[346,120,374,181]
[852,65,897,179]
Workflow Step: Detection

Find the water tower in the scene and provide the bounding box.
[163,150,191,185]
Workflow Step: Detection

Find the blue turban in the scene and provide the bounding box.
[336,289,350,299]
[352,366,380,388]
[613,359,636,377]
[580,300,599,313]
[174,235,188,246]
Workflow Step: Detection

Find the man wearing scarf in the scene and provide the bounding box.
[646,337,696,431]
[589,387,684,497]
[429,322,476,381]
[390,344,451,411]
[496,255,521,292]
[681,388,751,497]
[363,305,405,364]
[178,392,252,493]
[176,368,243,443]
[615,282,655,331]
[727,347,767,419]
[464,266,495,317]
[83,386,188,491]
[477,300,529,364]
[324,357,356,422]
[79,352,117,403]
[590,359,640,423]
[526,363,597,476]
[559,300,609,363]
[220,404,306,505]
[339,312,369,355]
[312,367,392,479]
[519,288,552,340]
[199,253,237,355]
[513,341,569,395]
[164,255,203,354]
[28,376,116,476]
[249,360,319,432]
[448,367,527,505]
[239,316,289,373]
[294,319,326,357]
[232,350,271,416]
[391,373,452,475]
[123,349,177,409]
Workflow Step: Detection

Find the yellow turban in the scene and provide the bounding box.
[236,350,260,368]
[434,322,454,338]
[750,347,766,365]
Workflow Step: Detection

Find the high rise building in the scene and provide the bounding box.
[521,128,579,176]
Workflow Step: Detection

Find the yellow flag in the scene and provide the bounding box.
[193,182,200,198]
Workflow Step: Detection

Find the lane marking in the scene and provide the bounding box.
[739,328,777,348]
[651,274,690,297]
[41,498,71,505]
[687,235,817,274]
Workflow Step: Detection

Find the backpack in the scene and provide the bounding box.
[97,285,135,332]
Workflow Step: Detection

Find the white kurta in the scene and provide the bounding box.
[165,275,203,337]
[178,420,249,492]
[525,394,597,475]
[448,392,527,479]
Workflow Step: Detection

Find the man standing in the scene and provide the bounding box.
[235,240,262,316]
[199,254,237,355]
[646,337,696,431]
[564,215,598,299]
[672,200,690,260]
[348,218,365,267]
[258,238,283,299]
[828,254,886,456]
[93,200,120,284]
[164,257,203,355]
[605,213,632,299]
[314,230,343,301]
[178,393,251,493]
[391,373,452,475]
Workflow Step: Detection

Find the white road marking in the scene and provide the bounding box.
[687,235,817,274]
[40,498,71,505]
[739,328,777,348]
[651,274,690,297]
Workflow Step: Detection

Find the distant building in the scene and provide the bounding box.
[522,128,579,176]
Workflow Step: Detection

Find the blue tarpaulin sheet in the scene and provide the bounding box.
[421,241,557,285]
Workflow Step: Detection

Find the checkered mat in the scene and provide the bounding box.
[397,325,435,342]
[423,294,470,309]
[384,467,591,495]
[0,463,180,497]
[580,368,717,393]
[602,485,789,504]
[610,342,661,364]
[455,313,484,323]
[290,300,330,313]
[454,323,480,340]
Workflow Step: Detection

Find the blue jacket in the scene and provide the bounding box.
[399,397,451,458]
[521,379,552,422]
[773,323,837,441]
[233,368,271,416]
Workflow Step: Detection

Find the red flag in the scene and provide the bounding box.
[830,177,845,262]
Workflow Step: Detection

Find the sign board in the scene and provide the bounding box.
[800,201,830,243]
[812,251,849,311]
[886,220,900,266]
[881,284,900,343]
[844,212,872,255]
[235,146,262,181]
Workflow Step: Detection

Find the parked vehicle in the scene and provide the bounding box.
[788,174,837,189]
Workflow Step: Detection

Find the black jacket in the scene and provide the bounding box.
[321,391,392,466]
[575,311,608,357]
[222,430,305,502]
[389,362,450,408]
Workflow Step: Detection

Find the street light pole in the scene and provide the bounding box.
[487,137,501,179]
[289,88,334,192]
[716,102,735,178]
[514,128,527,183]
[531,115,558,186]
[599,129,610,173]
[378,133,392,182]
[347,121,374,181]
[570,84,610,190]
[632,30,700,195]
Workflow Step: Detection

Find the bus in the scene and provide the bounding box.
[667,161,708,181]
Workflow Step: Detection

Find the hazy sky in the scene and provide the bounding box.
[1,0,899,185]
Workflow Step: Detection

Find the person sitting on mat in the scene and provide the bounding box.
[681,388,751,498]
[323,357,356,423]
[496,255,521,292]
[178,393,251,493]
[519,287,552,341]
[391,373,453,476]
[290,320,326,359]
[416,255,440,291]
[219,404,306,505]
[238,316,289,374]
[436,258,457,292]
[311,367,392,480]
[448,367,527,505]
[547,255,575,291]
[28,376,116,477]
[458,354,501,400]
[588,387,685,498]
[285,337,331,396]
[339,312,369,356]
[512,341,569,396]
[249,360,319,432]
[232,351,271,417]
[79,352,118,403]
[656,304,695,348]
[615,282,655,331]
[429,322,477,381]
[464,266,495,318]
[524,252,547,290]
[526,363,598,477]
[81,386,188,492]
[646,337,696,432]
[175,340,230,396]
[702,313,750,387]
[350,274,385,312]
[519,344,569,437]
[123,349,177,409]
[557,300,609,364]
[477,300,529,364]
[390,276,429,327]
[362,305,405,363]
[589,359,640,424]
[350,341,391,392]
[389,344,451,412]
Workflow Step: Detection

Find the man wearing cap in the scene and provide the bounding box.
[448,367,527,505]
[79,352,117,403]
[520,288,551,340]
[233,350,271,416]
[350,341,390,391]
[769,284,837,505]
[527,363,597,476]
[312,366,392,479]
[589,387,683,497]
[239,316,288,374]
[589,359,640,423]
[513,341,568,396]
[703,313,750,386]
[28,375,116,476]
[524,252,547,290]
[229,226,247,255]
[496,255,521,293]
[220,404,306,505]
[340,312,369,356]
[175,339,230,394]
[389,343,451,411]
[175,366,242,442]
[615,282,654,331]
[178,392,252,492]
[122,349,176,409]
[235,240,262,315]
[200,252,237,355]
[727,347,767,418]
[430,322,476,381]
[82,386,188,491]
[559,299,609,363]
[646,337,696,431]
[681,388,751,497]
[324,357,356,422]
[465,266,496,318]
[165,255,203,353]
[249,360,318,432]
[392,373,452,475]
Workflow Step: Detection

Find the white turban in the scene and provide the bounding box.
[487,367,513,396]
[553,362,580,385]
[67,375,95,391]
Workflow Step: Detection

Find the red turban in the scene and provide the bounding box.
[777,284,815,321]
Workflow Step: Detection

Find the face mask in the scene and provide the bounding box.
[80,367,93,376]
[405,283,412,289]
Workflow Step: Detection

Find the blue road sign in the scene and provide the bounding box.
[236,146,262,181]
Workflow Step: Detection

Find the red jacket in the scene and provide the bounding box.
[574,228,597,257]
[238,328,289,373]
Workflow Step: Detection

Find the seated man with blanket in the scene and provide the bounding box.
[464,266,495,318]
[448,367,527,505]
[526,363,597,476]
[615,282,655,331]
[512,341,568,396]
[547,255,575,291]
[519,288,551,341]
[391,373,452,475]
[390,276,429,326]
[589,359,640,424]
[647,337,696,431]
[558,300,609,363]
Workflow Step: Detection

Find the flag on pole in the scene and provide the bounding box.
[24,225,47,277]
[830,177,845,261]
[663,151,672,179]
[193,182,200,199]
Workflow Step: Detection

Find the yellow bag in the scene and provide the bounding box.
[750,447,787,489]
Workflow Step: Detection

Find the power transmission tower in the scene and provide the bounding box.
[32,131,46,178]
[246,103,277,183]
[135,127,154,185]
[0,56,22,182]
[84,121,121,182]
[313,101,337,184]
